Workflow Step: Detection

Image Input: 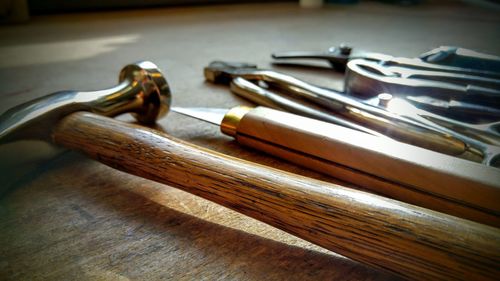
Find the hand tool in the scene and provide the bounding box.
[172,105,500,227]
[274,46,500,108]
[274,65,500,145]
[1,61,500,281]
[418,45,500,72]
[379,94,500,147]
[0,60,171,144]
[204,61,500,166]
[272,44,500,75]
[0,60,171,192]
[406,95,500,121]
[230,76,500,148]
[345,58,500,105]
[229,77,386,138]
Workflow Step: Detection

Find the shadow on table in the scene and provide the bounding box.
[0,152,401,280]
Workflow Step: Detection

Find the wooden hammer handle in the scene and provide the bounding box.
[52,112,500,281]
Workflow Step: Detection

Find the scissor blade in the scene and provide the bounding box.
[171,107,227,126]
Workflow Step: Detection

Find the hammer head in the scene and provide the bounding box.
[119,61,171,124]
[0,61,171,144]
[0,61,172,194]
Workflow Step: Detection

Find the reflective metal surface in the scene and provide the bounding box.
[272,44,500,76]
[230,77,387,138]
[345,59,500,104]
[172,107,227,126]
[0,61,171,144]
[406,95,500,121]
[382,97,500,146]
[273,45,500,105]
[272,43,390,72]
[419,46,500,71]
[204,61,500,166]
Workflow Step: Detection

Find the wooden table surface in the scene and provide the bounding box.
[0,2,499,280]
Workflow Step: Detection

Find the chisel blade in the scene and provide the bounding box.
[171,107,227,126]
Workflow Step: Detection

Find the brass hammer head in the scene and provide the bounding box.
[0,61,171,143]
[118,61,171,124]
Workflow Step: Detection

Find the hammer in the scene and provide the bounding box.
[0,61,499,281]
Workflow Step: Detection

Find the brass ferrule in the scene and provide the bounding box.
[221,106,252,137]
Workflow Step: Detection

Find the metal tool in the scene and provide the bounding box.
[172,105,500,227]
[273,46,500,153]
[231,77,500,145]
[0,61,171,193]
[272,44,500,75]
[345,58,500,105]
[204,61,500,166]
[2,62,499,281]
[419,46,500,72]
[233,77,500,145]
[271,43,370,72]
[274,45,500,107]
[0,61,171,144]
[375,94,500,147]
[406,95,500,121]
[229,77,386,138]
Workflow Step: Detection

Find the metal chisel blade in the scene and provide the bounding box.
[171,107,227,126]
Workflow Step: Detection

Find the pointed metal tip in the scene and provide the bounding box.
[171,107,228,126]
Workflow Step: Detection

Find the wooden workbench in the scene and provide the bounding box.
[0,2,499,280]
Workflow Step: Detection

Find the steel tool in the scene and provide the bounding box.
[377,94,500,147]
[272,44,500,75]
[2,62,499,281]
[274,45,500,109]
[230,77,499,147]
[274,46,500,150]
[419,46,500,72]
[406,95,500,121]
[204,61,500,166]
[229,77,386,138]
[345,58,500,105]
[273,64,500,148]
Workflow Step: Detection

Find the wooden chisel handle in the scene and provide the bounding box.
[52,112,500,281]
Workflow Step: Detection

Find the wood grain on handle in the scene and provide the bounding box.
[52,112,500,281]
[234,107,500,227]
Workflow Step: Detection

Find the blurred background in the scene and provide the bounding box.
[2,0,500,22]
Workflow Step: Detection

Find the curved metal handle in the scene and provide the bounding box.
[229,77,386,138]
